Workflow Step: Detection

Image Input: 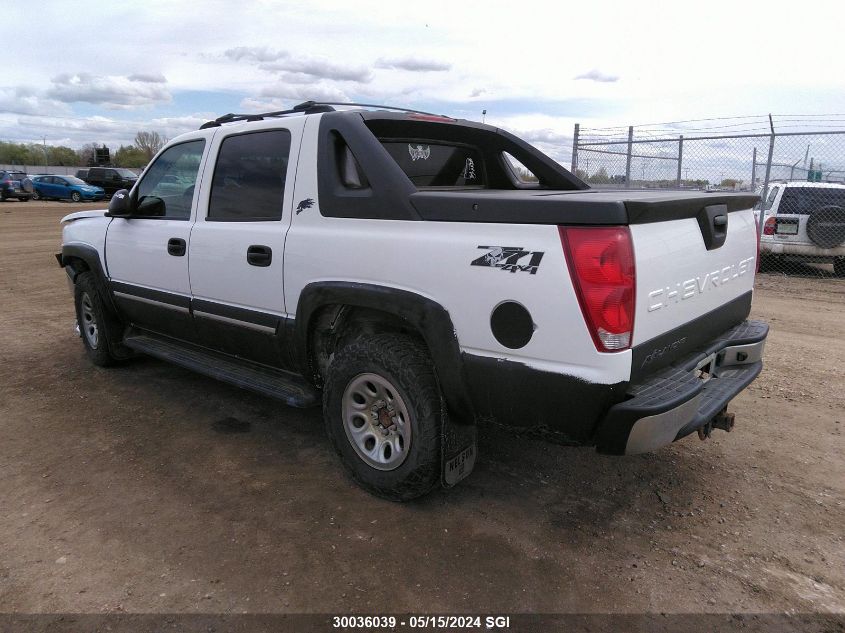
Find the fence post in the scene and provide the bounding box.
[570,123,579,174]
[758,116,775,239]
[625,125,633,188]
[676,135,684,188]
[750,147,757,191]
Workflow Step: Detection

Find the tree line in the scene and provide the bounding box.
[0,131,166,169]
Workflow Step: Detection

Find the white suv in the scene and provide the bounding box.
[757,181,845,276]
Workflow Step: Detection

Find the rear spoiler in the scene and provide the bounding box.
[410,190,760,225]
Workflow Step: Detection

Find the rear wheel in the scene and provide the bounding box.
[71,191,82,202]
[323,333,442,501]
[30,190,40,201]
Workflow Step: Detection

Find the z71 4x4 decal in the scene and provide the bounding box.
[471,246,544,274]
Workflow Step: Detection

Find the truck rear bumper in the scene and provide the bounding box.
[595,320,768,455]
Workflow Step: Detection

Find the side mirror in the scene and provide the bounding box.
[105,189,132,217]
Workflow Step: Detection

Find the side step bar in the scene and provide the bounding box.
[123,333,319,407]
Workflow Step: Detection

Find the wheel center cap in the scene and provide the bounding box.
[377,407,393,429]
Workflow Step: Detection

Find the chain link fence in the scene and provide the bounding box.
[571,116,845,278]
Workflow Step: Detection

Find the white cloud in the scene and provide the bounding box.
[258,57,372,83]
[224,46,288,63]
[255,82,350,104]
[46,73,171,109]
[128,73,167,84]
[0,87,71,116]
[375,57,451,72]
[574,69,619,83]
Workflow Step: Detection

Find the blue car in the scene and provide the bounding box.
[31,175,105,202]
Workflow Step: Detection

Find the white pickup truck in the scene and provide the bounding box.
[57,101,768,500]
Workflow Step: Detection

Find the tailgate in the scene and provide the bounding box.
[627,196,759,379]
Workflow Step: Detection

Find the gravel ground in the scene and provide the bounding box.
[0,201,843,618]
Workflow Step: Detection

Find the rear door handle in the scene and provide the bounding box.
[167,238,186,257]
[247,245,272,267]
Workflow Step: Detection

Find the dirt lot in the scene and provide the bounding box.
[1,201,843,617]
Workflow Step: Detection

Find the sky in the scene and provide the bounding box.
[2,0,844,167]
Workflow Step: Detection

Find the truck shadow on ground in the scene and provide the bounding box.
[95,354,703,540]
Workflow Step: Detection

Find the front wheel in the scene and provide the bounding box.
[323,333,442,501]
[74,272,122,366]
[71,191,82,202]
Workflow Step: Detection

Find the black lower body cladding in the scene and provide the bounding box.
[463,317,768,454]
[462,354,628,444]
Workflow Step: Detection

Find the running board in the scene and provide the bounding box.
[123,333,319,407]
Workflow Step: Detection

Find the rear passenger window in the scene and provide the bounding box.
[379,141,484,187]
[208,130,291,221]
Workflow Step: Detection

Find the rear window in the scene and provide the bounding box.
[379,141,485,187]
[7,172,26,180]
[779,187,845,214]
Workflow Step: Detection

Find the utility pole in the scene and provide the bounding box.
[42,136,48,169]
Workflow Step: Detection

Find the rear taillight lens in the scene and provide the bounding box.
[560,226,636,352]
[763,216,776,236]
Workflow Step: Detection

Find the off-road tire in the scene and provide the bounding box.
[323,333,442,501]
[74,272,124,367]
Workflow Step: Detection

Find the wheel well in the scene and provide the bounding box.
[307,304,426,385]
[63,255,91,281]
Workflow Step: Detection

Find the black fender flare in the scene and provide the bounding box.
[293,281,475,424]
[58,244,119,316]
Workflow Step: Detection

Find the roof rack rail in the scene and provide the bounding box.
[198,101,449,129]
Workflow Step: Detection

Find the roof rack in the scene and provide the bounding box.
[198,100,448,129]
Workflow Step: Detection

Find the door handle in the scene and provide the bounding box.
[167,238,186,257]
[247,245,272,267]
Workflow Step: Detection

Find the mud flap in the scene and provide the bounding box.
[441,413,477,488]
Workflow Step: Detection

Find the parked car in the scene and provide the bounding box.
[756,181,845,276]
[56,101,768,500]
[0,170,33,201]
[31,175,105,202]
[83,167,139,197]
[75,168,89,180]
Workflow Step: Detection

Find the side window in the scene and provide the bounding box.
[135,140,206,220]
[502,152,539,183]
[763,186,779,211]
[207,129,291,221]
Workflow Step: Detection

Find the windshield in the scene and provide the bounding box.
[779,187,845,214]
[116,169,138,178]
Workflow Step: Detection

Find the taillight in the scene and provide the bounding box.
[560,226,636,352]
[763,216,776,236]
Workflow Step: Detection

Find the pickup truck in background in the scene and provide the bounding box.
[56,102,768,500]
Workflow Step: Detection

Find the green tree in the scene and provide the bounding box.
[114,144,148,168]
[588,167,611,184]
